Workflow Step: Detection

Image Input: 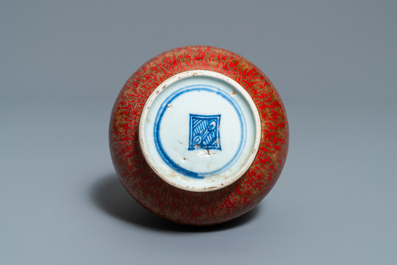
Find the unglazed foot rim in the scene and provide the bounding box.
[139,70,261,192]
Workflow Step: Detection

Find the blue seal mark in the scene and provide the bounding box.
[188,114,221,151]
[153,84,246,179]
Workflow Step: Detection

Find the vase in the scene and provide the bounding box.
[109,46,288,226]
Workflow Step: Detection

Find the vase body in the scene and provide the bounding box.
[109,46,288,225]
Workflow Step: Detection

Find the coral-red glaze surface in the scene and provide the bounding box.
[109,46,288,225]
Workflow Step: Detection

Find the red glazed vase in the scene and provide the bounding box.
[109,46,288,226]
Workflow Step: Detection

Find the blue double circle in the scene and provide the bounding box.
[153,84,247,179]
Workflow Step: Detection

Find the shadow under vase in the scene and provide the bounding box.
[90,174,262,232]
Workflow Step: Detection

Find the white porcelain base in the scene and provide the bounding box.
[139,70,261,192]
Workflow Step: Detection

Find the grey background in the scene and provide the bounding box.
[1,0,396,264]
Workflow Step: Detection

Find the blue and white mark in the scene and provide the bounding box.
[153,84,247,179]
[188,114,221,151]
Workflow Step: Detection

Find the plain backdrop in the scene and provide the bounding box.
[1,1,396,264]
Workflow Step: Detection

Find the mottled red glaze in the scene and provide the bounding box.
[109,46,288,225]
